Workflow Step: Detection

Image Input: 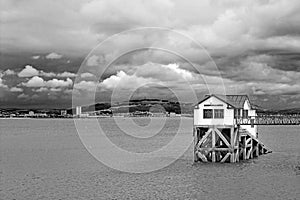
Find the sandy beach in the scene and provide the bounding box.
[1,118,299,199]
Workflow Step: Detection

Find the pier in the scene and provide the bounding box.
[236,115,300,125]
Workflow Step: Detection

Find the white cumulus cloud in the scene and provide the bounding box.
[100,71,155,90]
[18,65,39,77]
[22,76,73,88]
[45,78,73,88]
[57,72,77,78]
[22,76,45,87]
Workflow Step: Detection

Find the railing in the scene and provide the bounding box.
[236,115,300,125]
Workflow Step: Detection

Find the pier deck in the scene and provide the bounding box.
[236,115,300,125]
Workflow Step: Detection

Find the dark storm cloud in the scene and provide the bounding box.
[1,0,300,109]
[254,50,300,72]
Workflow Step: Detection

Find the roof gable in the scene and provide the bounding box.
[197,94,251,109]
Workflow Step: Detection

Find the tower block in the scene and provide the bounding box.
[193,94,271,163]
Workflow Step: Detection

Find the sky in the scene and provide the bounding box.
[0,0,300,109]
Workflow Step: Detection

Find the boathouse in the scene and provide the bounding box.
[193,94,271,163]
[194,94,257,137]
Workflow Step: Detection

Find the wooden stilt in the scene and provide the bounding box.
[212,129,216,162]
[220,152,230,163]
[230,127,235,163]
[193,127,199,162]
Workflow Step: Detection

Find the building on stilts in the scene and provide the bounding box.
[193,94,272,163]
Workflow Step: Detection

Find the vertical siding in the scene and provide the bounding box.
[241,100,258,137]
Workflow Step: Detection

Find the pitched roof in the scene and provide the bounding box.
[198,94,250,109]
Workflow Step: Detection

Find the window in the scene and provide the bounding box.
[243,110,248,118]
[203,109,224,119]
[214,109,224,118]
[203,109,213,118]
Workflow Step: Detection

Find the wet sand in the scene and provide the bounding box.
[1,118,299,199]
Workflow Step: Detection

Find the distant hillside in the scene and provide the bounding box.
[70,99,194,114]
[112,99,185,114]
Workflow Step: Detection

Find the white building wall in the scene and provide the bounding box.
[194,96,234,126]
[76,106,82,116]
[240,100,257,137]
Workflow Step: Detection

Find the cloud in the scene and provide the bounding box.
[22,76,45,87]
[127,62,197,82]
[35,87,48,92]
[45,52,63,59]
[57,71,77,78]
[22,76,73,88]
[3,69,16,75]
[17,93,29,99]
[86,55,101,66]
[100,70,156,90]
[161,63,194,80]
[40,71,77,78]
[10,87,23,92]
[2,0,300,108]
[50,88,62,92]
[31,55,40,59]
[0,77,8,88]
[46,78,73,88]
[81,0,174,34]
[16,65,77,78]
[80,72,94,78]
[73,80,99,91]
[1,0,300,58]
[39,71,57,77]
[18,65,39,77]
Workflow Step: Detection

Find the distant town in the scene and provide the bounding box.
[1,98,299,118]
[0,99,194,118]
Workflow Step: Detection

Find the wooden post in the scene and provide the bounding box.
[242,136,246,160]
[193,127,198,162]
[255,144,259,157]
[212,128,216,162]
[235,128,239,162]
[230,127,235,163]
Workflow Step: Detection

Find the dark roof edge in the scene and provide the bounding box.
[197,94,237,108]
[197,94,252,109]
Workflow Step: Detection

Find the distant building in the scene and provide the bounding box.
[194,94,257,137]
[169,112,176,117]
[75,106,82,116]
[29,111,34,116]
[60,110,67,116]
[35,113,47,117]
